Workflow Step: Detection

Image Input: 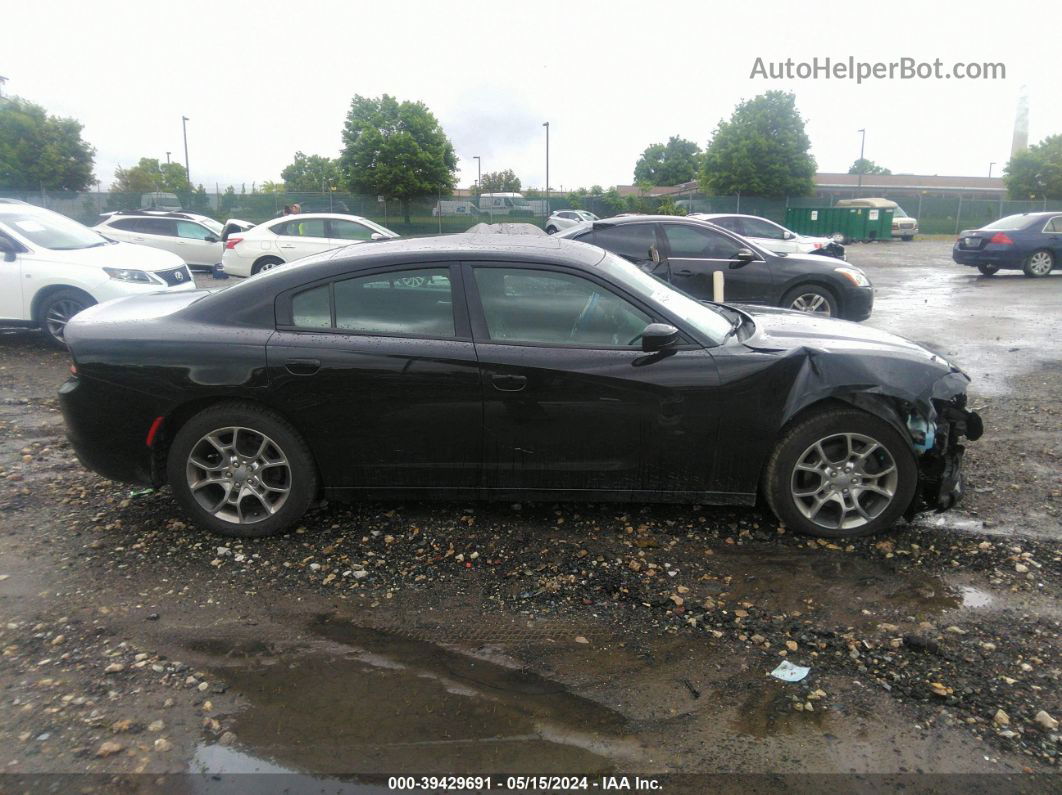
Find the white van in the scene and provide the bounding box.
[140,192,183,211]
[835,197,919,240]
[432,200,480,217]
[478,192,533,216]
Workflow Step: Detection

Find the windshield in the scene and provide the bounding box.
[595,251,733,343]
[0,210,107,250]
[893,206,909,218]
[576,211,598,221]
[982,214,1036,231]
[201,218,224,234]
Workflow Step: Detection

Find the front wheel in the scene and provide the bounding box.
[167,402,318,537]
[764,407,917,538]
[781,284,837,317]
[1023,249,1054,278]
[39,289,95,349]
[977,264,1000,276]
[545,226,558,234]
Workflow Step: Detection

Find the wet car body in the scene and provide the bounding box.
[953,211,1062,277]
[59,235,979,536]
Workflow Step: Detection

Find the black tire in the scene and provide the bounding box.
[545,226,558,235]
[251,256,284,276]
[901,236,914,242]
[166,402,318,537]
[764,407,917,538]
[781,284,838,317]
[977,264,1000,276]
[1022,249,1054,278]
[38,288,95,349]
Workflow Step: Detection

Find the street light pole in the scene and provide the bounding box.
[856,129,866,191]
[543,122,550,217]
[988,162,996,178]
[181,116,191,186]
[165,151,171,164]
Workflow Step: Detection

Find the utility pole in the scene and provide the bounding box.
[988,162,996,178]
[181,116,191,186]
[856,129,866,191]
[165,151,171,164]
[543,121,550,217]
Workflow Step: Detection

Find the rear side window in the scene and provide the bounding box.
[1044,216,1062,233]
[288,268,455,337]
[107,218,141,231]
[271,218,328,237]
[592,223,657,261]
[136,218,177,236]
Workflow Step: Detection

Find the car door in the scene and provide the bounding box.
[265,263,483,494]
[1044,215,1062,260]
[660,222,774,304]
[175,220,222,267]
[466,262,721,496]
[0,229,24,320]
[272,217,335,262]
[133,218,180,256]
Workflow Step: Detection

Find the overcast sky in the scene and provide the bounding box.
[5,0,1059,193]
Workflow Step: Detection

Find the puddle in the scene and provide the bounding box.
[730,680,831,738]
[958,585,994,608]
[188,615,644,777]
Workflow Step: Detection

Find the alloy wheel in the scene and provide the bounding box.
[185,426,291,525]
[790,432,898,531]
[789,292,832,316]
[1028,251,1053,276]
[45,298,86,342]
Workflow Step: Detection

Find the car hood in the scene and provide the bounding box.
[40,240,185,271]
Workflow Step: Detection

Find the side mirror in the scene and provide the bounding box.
[0,237,17,262]
[204,234,219,243]
[729,248,756,269]
[782,230,794,240]
[370,232,389,241]
[649,245,661,264]
[640,322,680,352]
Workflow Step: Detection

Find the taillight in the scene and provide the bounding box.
[224,237,243,250]
[69,363,77,376]
[990,232,1013,245]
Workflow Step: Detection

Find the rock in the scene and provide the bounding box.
[148,720,164,732]
[786,640,798,651]
[994,709,1010,727]
[218,731,237,747]
[110,719,134,733]
[153,738,173,752]
[574,636,589,644]
[1034,711,1058,732]
[669,594,684,607]
[96,740,124,757]
[104,663,125,674]
[930,682,952,697]
[216,547,232,557]
[146,613,160,621]
[50,634,65,646]
[877,623,899,633]
[945,625,966,635]
[1015,563,1029,574]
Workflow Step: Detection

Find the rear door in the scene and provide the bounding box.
[589,222,664,275]
[660,222,775,303]
[466,262,721,497]
[133,218,179,256]
[1044,215,1062,260]
[265,263,482,494]
[271,217,336,262]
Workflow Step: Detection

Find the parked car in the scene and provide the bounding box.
[835,198,919,240]
[140,192,183,211]
[556,216,873,320]
[690,213,845,259]
[545,210,599,234]
[60,234,980,539]
[291,197,352,215]
[221,213,399,277]
[95,210,224,271]
[0,203,195,347]
[953,212,1061,277]
[433,200,480,217]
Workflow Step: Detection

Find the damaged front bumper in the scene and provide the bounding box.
[907,391,984,517]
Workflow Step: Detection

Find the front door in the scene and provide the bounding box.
[175,220,223,267]
[0,231,23,320]
[271,217,336,261]
[265,263,482,494]
[466,263,721,498]
[660,222,775,304]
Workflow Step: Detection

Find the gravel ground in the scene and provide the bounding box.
[0,240,1059,785]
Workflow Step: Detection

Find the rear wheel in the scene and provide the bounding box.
[781,284,837,317]
[1023,249,1054,278]
[167,402,318,537]
[977,264,1000,276]
[545,226,558,234]
[38,289,95,349]
[252,256,284,275]
[765,407,917,538]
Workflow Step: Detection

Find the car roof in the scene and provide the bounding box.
[100,210,214,222]
[264,213,374,223]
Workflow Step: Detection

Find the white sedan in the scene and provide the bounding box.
[0,201,196,347]
[545,209,598,234]
[690,213,845,259]
[221,213,398,277]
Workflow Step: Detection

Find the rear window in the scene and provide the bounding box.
[983,214,1039,231]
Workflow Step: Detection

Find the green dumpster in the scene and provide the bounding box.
[785,206,894,243]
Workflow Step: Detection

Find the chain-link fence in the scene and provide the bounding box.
[3,189,1060,237]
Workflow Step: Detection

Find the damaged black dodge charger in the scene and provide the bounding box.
[59,235,982,539]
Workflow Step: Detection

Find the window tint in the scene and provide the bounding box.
[663,224,742,259]
[474,267,650,347]
[328,220,374,241]
[1045,216,1062,233]
[592,223,657,262]
[291,285,331,328]
[740,218,786,240]
[136,218,177,236]
[108,218,141,231]
[271,218,328,237]
[709,217,740,233]
[334,268,453,336]
[177,221,214,240]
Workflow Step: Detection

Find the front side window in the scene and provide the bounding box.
[289,268,454,337]
[177,221,214,240]
[474,267,650,347]
[137,218,177,237]
[663,224,742,259]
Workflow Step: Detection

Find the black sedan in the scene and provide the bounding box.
[556,216,873,320]
[59,234,980,539]
[953,212,1061,277]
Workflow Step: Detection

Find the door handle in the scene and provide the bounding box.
[284,358,320,375]
[279,244,297,249]
[491,373,527,392]
[675,269,694,276]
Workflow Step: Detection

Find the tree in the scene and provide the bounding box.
[849,158,891,176]
[700,91,816,197]
[480,169,521,193]
[111,158,190,194]
[281,151,341,192]
[633,136,702,186]
[339,94,457,222]
[259,180,286,194]
[1004,134,1062,199]
[0,97,95,191]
